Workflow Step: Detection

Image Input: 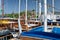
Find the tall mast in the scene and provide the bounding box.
[39,0,41,18]
[44,0,47,32]
[36,0,38,21]
[0,0,1,13]
[52,0,54,19]
[25,0,27,25]
[18,0,22,35]
[1,0,4,17]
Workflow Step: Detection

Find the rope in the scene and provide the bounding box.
[47,4,60,11]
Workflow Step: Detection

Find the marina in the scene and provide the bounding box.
[0,0,60,40]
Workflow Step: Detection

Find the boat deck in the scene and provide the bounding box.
[9,37,47,40]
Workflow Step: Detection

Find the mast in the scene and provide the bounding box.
[44,0,47,32]
[36,0,38,21]
[18,0,22,35]
[25,0,27,25]
[1,0,4,17]
[52,0,54,20]
[0,0,2,13]
[39,0,41,18]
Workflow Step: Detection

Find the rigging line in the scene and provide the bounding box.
[47,4,60,10]
[48,9,60,15]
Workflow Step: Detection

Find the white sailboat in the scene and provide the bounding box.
[21,0,41,31]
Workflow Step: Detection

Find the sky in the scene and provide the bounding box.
[0,0,60,14]
[20,0,60,12]
[4,0,19,14]
[0,0,1,10]
[20,0,36,12]
[0,1,1,5]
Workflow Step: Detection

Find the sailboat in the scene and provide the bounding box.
[0,0,19,40]
[20,0,60,40]
[20,0,41,31]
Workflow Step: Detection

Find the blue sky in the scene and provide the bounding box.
[20,0,60,12]
[0,0,1,6]
[47,0,60,12]
[0,0,60,14]
[20,0,36,12]
[4,0,19,14]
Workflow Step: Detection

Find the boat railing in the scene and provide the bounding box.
[0,34,12,40]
